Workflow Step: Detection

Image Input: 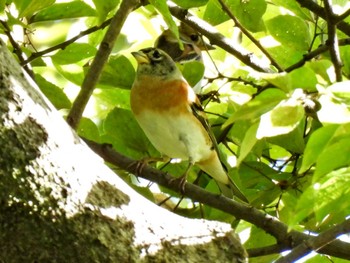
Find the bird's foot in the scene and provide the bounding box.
[169,174,188,194]
[129,156,170,176]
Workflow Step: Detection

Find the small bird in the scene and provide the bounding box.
[130,47,247,202]
[155,22,214,63]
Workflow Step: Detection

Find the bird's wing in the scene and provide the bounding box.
[190,99,221,156]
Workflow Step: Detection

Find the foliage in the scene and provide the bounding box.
[1,0,350,262]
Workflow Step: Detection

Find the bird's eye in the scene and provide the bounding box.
[152,49,163,60]
[190,34,199,42]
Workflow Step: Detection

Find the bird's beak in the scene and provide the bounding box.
[132,51,150,64]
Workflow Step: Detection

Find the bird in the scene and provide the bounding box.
[130,47,247,202]
[155,22,214,63]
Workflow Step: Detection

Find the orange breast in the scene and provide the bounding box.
[131,76,190,115]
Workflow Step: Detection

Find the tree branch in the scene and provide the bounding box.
[247,244,285,257]
[285,37,350,72]
[83,138,350,260]
[295,0,350,36]
[217,0,283,72]
[324,0,343,81]
[0,20,34,78]
[336,8,350,23]
[21,18,112,66]
[167,3,273,73]
[276,219,350,263]
[66,0,141,130]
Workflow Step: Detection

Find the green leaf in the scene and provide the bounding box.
[224,88,287,126]
[292,168,350,226]
[340,46,350,77]
[92,0,120,20]
[0,0,6,13]
[224,0,266,32]
[271,0,312,20]
[103,108,158,159]
[300,124,349,173]
[14,0,55,18]
[300,125,338,173]
[289,66,318,92]
[308,60,333,84]
[53,63,84,86]
[238,162,280,205]
[266,15,310,51]
[51,43,96,65]
[31,2,97,23]
[77,117,100,142]
[267,120,305,154]
[237,122,259,166]
[149,0,179,42]
[181,61,205,88]
[257,95,305,139]
[318,91,350,123]
[314,137,350,180]
[328,80,350,104]
[35,74,71,110]
[260,72,292,92]
[99,55,136,89]
[172,0,208,8]
[203,0,229,25]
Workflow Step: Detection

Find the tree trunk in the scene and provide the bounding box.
[0,40,246,262]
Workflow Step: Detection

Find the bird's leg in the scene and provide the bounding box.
[130,156,170,176]
[170,160,194,194]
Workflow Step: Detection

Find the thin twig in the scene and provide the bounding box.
[324,0,343,81]
[21,18,112,66]
[247,244,286,257]
[336,8,350,23]
[217,0,283,72]
[168,3,273,73]
[0,20,34,78]
[66,0,141,130]
[285,37,350,72]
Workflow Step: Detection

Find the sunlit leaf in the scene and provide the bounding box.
[224,0,266,32]
[172,0,208,8]
[292,168,350,226]
[103,108,158,159]
[35,74,71,110]
[327,80,350,104]
[272,0,312,20]
[14,0,55,18]
[237,122,259,166]
[30,2,96,22]
[266,15,310,51]
[267,120,305,154]
[98,55,136,89]
[224,88,287,126]
[51,43,96,65]
[92,0,120,20]
[77,117,100,142]
[300,124,339,173]
[256,91,305,139]
[149,0,179,43]
[203,0,229,25]
[181,61,205,88]
[314,137,350,179]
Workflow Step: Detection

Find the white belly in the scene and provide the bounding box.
[135,110,213,162]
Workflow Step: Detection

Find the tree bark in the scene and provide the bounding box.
[0,41,246,262]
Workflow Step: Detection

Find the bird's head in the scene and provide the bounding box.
[132,48,182,78]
